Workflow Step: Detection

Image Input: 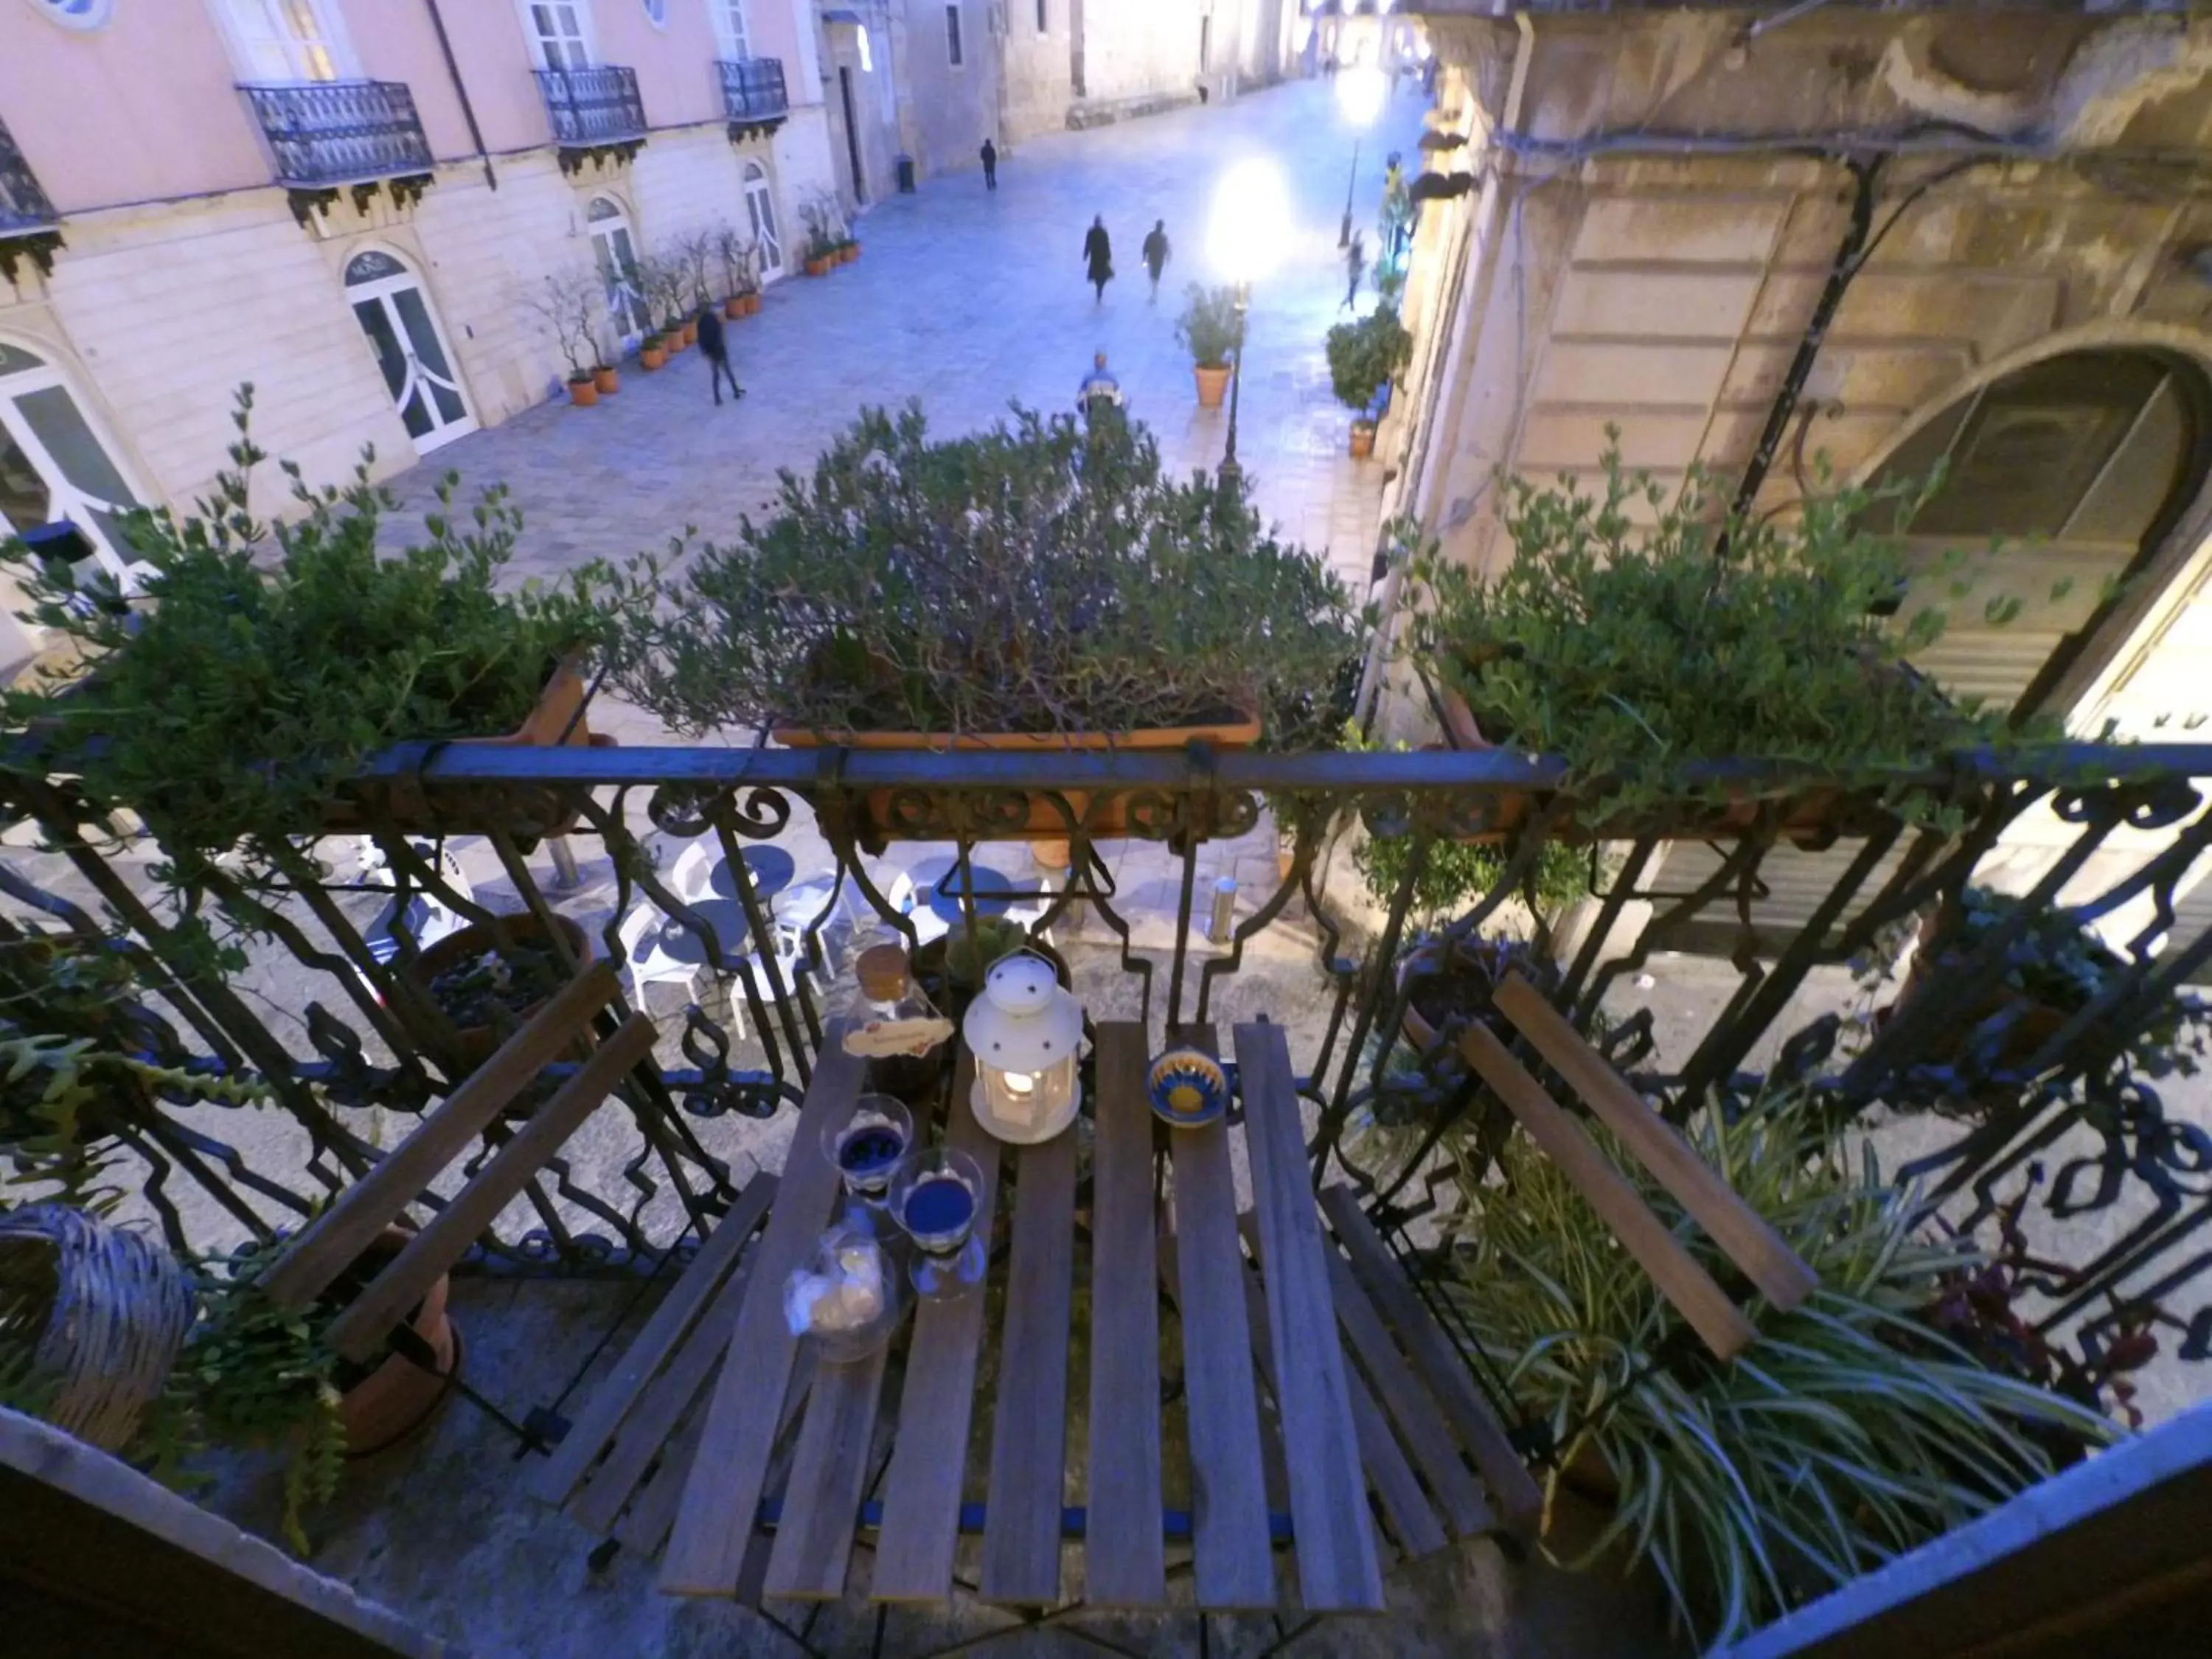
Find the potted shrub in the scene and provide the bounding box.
[1432,1091,2118,1650]
[0,391,619,904]
[717,225,760,318]
[1325,305,1411,458]
[1402,443,2030,842]
[679,227,717,328]
[592,361,620,396]
[526,268,606,409]
[639,331,667,370]
[1177,283,1241,410]
[155,1229,459,1554]
[1871,885,2210,1089]
[402,910,593,1066]
[604,403,1363,850]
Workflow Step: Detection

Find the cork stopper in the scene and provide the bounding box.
[855,943,911,1002]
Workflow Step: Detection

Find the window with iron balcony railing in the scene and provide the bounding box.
[719,57,789,128]
[534,64,650,150]
[239,80,435,188]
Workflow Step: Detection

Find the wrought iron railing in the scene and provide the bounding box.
[4,739,2210,1416]
[239,80,435,187]
[718,57,790,126]
[0,113,60,237]
[533,65,649,149]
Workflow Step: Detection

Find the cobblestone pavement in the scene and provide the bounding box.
[387,75,1430,597]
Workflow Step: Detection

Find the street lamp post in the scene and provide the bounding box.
[1206,159,1290,492]
[1335,61,1388,248]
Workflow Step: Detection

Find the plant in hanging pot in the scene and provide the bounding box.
[1325,303,1411,458]
[0,389,620,912]
[1177,282,1241,410]
[604,403,1365,851]
[1402,441,2035,844]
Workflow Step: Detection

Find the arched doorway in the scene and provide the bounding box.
[343,248,476,454]
[742,160,784,281]
[0,338,151,593]
[585,196,648,353]
[1871,349,2211,720]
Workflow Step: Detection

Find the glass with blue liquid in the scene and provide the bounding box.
[891,1146,987,1301]
[824,1094,912,1217]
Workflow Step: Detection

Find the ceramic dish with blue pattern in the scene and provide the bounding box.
[1147,1048,1229,1129]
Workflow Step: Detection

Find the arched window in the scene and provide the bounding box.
[585,195,649,347]
[1871,349,2210,718]
[742,159,782,276]
[344,248,476,453]
[0,338,150,591]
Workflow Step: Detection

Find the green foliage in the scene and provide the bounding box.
[1405,442,2044,827]
[153,1235,346,1556]
[1354,832,1593,927]
[1175,283,1242,369]
[1325,305,1412,414]
[0,391,614,900]
[605,403,1365,740]
[1435,1094,2118,1649]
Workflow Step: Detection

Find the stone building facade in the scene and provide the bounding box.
[0,0,839,669]
[1375,1,2212,944]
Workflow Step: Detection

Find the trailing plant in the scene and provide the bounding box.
[1175,283,1242,370]
[0,390,616,907]
[1403,442,2043,830]
[605,403,1366,740]
[1325,305,1411,415]
[1436,1092,2118,1649]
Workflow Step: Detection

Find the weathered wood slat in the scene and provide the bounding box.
[874,1055,1005,1603]
[1084,1023,1166,1608]
[661,1035,868,1596]
[1233,1023,1382,1613]
[762,1345,893,1600]
[1494,974,1818,1310]
[532,1176,779,1509]
[260,961,619,1312]
[1457,1023,1759,1360]
[618,1348,815,1562]
[1168,1085,1276,1610]
[978,1122,1079,1606]
[328,1012,656,1364]
[1319,1189,1545,1542]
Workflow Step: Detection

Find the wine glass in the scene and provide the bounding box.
[823,1093,912,1214]
[890,1144,987,1300]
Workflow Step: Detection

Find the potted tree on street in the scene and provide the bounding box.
[1326,304,1411,458]
[528,268,608,408]
[717,224,761,317]
[1177,284,1241,410]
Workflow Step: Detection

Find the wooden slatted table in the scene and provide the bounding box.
[653,1015,1521,1620]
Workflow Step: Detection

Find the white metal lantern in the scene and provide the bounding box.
[964,952,1087,1144]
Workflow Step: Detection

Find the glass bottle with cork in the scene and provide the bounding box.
[835,937,954,1105]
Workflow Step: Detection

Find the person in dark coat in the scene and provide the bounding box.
[1083,216,1113,304]
[1343,232,1366,310]
[695,302,742,406]
[1141,220,1170,302]
[980,138,998,189]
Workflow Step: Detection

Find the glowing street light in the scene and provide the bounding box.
[1206,157,1291,490]
[1335,60,1388,248]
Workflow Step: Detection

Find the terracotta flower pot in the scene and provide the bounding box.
[681,321,698,347]
[723,296,745,319]
[641,341,666,369]
[1349,419,1377,459]
[773,712,1262,852]
[338,1228,459,1458]
[403,911,594,1069]
[592,365,619,394]
[806,256,832,277]
[744,292,762,315]
[566,376,599,408]
[843,243,860,263]
[1194,364,1231,408]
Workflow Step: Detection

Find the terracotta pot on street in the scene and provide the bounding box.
[592,365,619,394]
[743,292,762,314]
[1194,364,1231,408]
[640,339,666,369]
[806,256,832,277]
[338,1229,459,1457]
[723,295,745,319]
[844,243,861,263]
[566,376,598,408]
[681,320,698,347]
[1349,419,1377,459]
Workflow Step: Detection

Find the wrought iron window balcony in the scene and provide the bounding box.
[718,57,790,135]
[240,80,435,191]
[535,64,649,164]
[0,113,62,282]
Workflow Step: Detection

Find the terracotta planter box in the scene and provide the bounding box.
[773,713,1262,852]
[402,911,594,1069]
[592,365,619,394]
[566,377,598,408]
[1194,364,1231,408]
[338,1228,459,1457]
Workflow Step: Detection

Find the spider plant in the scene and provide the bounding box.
[1434,1093,2120,1649]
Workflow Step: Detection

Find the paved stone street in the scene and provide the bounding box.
[387,76,1430,599]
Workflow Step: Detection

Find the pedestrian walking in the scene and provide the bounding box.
[1343,232,1366,310]
[1141,220,1170,302]
[1083,215,1113,304]
[695,302,743,406]
[1077,350,1124,424]
[980,137,998,189]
